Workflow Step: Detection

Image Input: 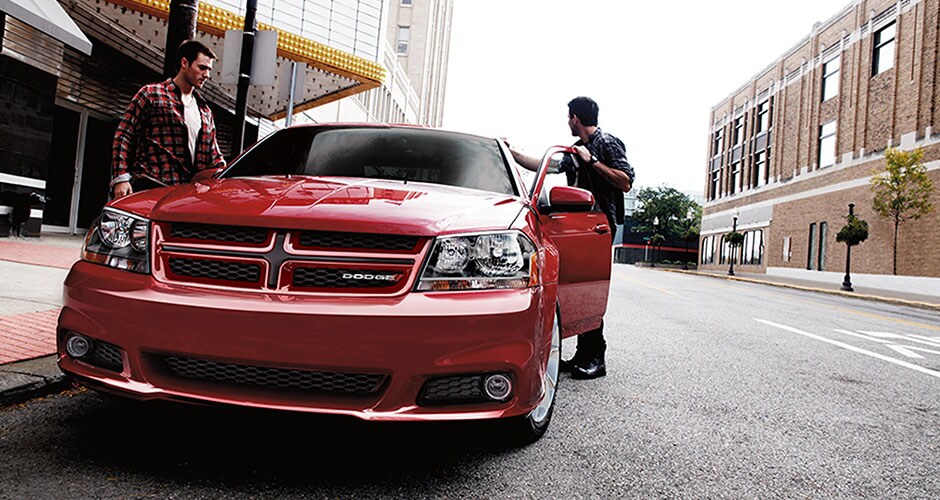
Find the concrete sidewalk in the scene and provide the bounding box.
[1,237,938,406]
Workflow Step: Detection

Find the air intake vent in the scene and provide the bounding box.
[170,223,268,244]
[299,231,418,251]
[293,268,401,288]
[162,356,386,394]
[169,258,261,283]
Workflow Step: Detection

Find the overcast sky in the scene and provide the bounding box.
[442,0,854,195]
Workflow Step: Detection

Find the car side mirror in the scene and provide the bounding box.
[539,185,595,213]
[192,168,222,183]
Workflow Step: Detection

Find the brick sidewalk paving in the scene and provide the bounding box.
[0,308,60,364]
[1,237,80,365]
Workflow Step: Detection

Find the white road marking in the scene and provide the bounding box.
[857,331,940,348]
[885,345,925,359]
[755,319,940,380]
[832,329,892,343]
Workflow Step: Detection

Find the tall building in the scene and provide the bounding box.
[299,0,454,126]
[700,0,940,280]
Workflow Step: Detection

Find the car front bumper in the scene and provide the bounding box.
[58,261,555,421]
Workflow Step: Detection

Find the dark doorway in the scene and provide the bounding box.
[45,107,81,227]
[77,116,117,229]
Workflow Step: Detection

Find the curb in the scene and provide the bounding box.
[0,355,73,407]
[661,268,940,312]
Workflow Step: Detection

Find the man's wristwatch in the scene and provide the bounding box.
[588,154,598,166]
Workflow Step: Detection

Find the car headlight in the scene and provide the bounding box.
[81,208,150,274]
[416,231,539,291]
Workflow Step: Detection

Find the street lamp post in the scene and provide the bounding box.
[728,215,738,276]
[841,203,856,291]
[651,217,659,267]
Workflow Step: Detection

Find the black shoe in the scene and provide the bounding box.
[570,354,606,379]
[559,358,577,373]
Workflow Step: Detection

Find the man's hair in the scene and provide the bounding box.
[568,96,599,127]
[177,40,217,69]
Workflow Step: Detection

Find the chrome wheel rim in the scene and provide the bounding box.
[530,310,560,424]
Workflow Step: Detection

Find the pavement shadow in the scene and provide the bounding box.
[63,391,528,491]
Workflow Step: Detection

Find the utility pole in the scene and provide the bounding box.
[232,0,258,155]
[164,0,200,79]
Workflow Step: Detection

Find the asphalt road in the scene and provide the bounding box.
[2,265,938,499]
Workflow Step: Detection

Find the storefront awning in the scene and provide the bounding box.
[0,0,92,54]
[104,0,386,120]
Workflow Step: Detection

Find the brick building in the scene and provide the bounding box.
[701,0,940,280]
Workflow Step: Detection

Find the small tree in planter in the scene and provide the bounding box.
[724,230,744,276]
[871,147,934,275]
[836,204,869,291]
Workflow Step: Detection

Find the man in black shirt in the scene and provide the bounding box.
[506,96,634,379]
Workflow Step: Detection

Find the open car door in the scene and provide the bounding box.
[529,147,612,338]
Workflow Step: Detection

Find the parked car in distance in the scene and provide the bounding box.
[57,124,612,443]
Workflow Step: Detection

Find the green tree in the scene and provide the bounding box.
[871,147,935,275]
[632,186,701,242]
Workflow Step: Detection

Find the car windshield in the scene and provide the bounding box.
[222,127,516,195]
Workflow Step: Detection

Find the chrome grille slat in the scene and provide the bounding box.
[162,356,386,394]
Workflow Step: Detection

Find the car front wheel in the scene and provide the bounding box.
[503,304,561,444]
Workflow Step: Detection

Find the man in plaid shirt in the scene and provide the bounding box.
[111,40,226,198]
[505,96,634,380]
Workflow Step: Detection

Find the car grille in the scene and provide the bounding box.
[293,267,402,289]
[298,231,418,251]
[160,356,387,395]
[419,375,488,405]
[168,257,262,283]
[170,222,268,244]
[87,340,124,373]
[155,222,425,294]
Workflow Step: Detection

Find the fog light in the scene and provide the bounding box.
[66,334,93,358]
[483,374,512,401]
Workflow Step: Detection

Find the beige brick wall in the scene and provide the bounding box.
[703,0,940,277]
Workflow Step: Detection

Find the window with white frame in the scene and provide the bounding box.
[751,151,766,188]
[755,100,770,133]
[396,26,410,54]
[733,117,744,146]
[401,0,413,5]
[872,22,896,76]
[713,129,723,156]
[731,161,741,194]
[818,120,837,168]
[822,55,840,101]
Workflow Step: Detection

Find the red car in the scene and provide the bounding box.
[57,124,612,442]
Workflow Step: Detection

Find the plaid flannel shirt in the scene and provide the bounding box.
[559,127,634,225]
[111,79,225,187]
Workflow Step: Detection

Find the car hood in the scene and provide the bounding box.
[119,176,526,236]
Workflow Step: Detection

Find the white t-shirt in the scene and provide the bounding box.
[181,92,202,164]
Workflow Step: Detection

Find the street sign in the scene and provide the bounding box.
[220,29,278,85]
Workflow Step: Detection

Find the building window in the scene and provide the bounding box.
[807,223,817,270]
[733,117,744,146]
[710,170,720,200]
[872,22,896,76]
[713,129,723,156]
[822,55,840,101]
[817,222,827,271]
[755,101,770,134]
[783,236,791,262]
[731,161,741,194]
[396,26,410,54]
[818,120,837,168]
[401,0,413,5]
[750,151,766,189]
[742,230,764,265]
[701,236,715,265]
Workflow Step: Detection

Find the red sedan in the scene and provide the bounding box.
[57,125,612,443]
